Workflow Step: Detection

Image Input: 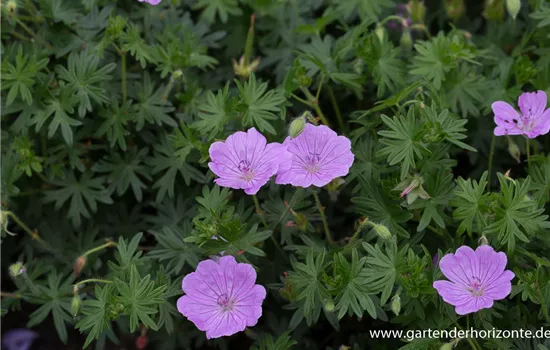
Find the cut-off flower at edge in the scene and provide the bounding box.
[433,245,514,315]
[492,90,550,138]
[177,256,266,339]
[137,0,162,4]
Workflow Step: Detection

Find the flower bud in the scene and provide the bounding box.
[400,30,413,51]
[324,298,335,312]
[375,25,387,42]
[353,58,364,75]
[6,0,17,14]
[172,69,183,80]
[507,138,521,163]
[372,222,392,240]
[73,256,87,277]
[297,74,312,88]
[410,0,426,23]
[506,0,521,19]
[136,335,149,350]
[439,343,454,350]
[71,293,81,317]
[445,0,465,21]
[289,116,306,139]
[478,235,489,246]
[9,262,25,278]
[391,294,401,316]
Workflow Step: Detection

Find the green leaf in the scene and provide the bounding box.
[362,237,406,305]
[131,73,176,130]
[121,24,155,68]
[149,226,201,274]
[531,1,550,38]
[235,73,286,135]
[485,174,550,253]
[27,272,73,344]
[1,45,49,106]
[44,171,113,227]
[251,331,297,350]
[76,285,114,348]
[108,233,147,278]
[192,83,234,140]
[333,249,377,319]
[115,265,167,333]
[377,108,430,180]
[450,171,490,236]
[193,0,242,23]
[328,0,394,20]
[96,99,131,151]
[421,105,477,152]
[55,51,116,117]
[364,36,406,97]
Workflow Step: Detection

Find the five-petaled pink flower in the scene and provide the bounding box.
[275,123,354,188]
[208,128,292,195]
[138,0,162,4]
[492,90,550,138]
[177,256,266,339]
[433,245,515,315]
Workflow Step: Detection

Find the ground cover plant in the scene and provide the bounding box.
[1,0,550,349]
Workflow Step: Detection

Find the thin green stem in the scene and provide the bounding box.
[455,322,482,350]
[315,75,325,101]
[253,195,285,256]
[348,220,369,246]
[121,52,127,103]
[269,188,302,231]
[13,17,53,49]
[1,291,22,298]
[300,87,330,127]
[82,241,117,258]
[291,93,311,107]
[525,137,531,174]
[74,279,113,289]
[161,77,176,101]
[312,191,334,246]
[5,211,54,252]
[487,134,495,187]
[327,85,345,133]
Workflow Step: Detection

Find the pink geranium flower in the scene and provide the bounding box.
[177,256,266,339]
[208,128,292,195]
[137,0,162,4]
[433,245,515,315]
[275,123,354,188]
[492,90,550,138]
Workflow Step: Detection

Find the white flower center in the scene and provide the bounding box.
[304,152,321,174]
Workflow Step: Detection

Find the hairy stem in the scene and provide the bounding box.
[312,191,333,246]
[5,211,54,252]
[300,87,330,127]
[74,279,113,289]
[82,241,117,258]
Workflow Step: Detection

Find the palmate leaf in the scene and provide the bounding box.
[485,174,550,253]
[328,0,394,20]
[149,226,201,274]
[377,107,430,180]
[147,136,206,203]
[155,269,183,334]
[352,175,413,238]
[192,83,235,140]
[235,73,286,135]
[251,331,297,350]
[26,272,74,344]
[286,249,329,318]
[121,23,156,68]
[362,237,407,305]
[1,45,49,106]
[97,99,132,151]
[193,0,242,23]
[76,284,114,348]
[421,105,477,152]
[131,73,176,131]
[108,233,147,279]
[44,171,113,227]
[55,51,116,117]
[333,249,377,320]
[530,0,550,38]
[443,67,490,118]
[115,265,167,333]
[450,171,490,236]
[530,155,550,205]
[92,148,152,202]
[31,86,81,146]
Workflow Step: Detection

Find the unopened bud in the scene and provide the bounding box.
[372,222,392,240]
[410,0,426,23]
[6,0,17,14]
[324,298,335,312]
[391,294,401,316]
[439,343,454,350]
[400,30,413,51]
[289,116,306,138]
[506,0,521,19]
[136,335,149,350]
[71,294,81,317]
[375,25,387,42]
[172,70,183,80]
[478,235,489,246]
[507,138,521,163]
[9,262,25,278]
[73,256,87,277]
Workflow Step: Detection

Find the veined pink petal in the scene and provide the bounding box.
[518,90,547,117]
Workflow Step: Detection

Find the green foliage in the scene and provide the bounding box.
[2,0,550,349]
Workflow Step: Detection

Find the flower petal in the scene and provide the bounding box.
[518,90,547,118]
[483,270,514,300]
[474,245,507,287]
[454,296,494,315]
[438,252,471,287]
[433,280,472,305]
[204,310,247,339]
